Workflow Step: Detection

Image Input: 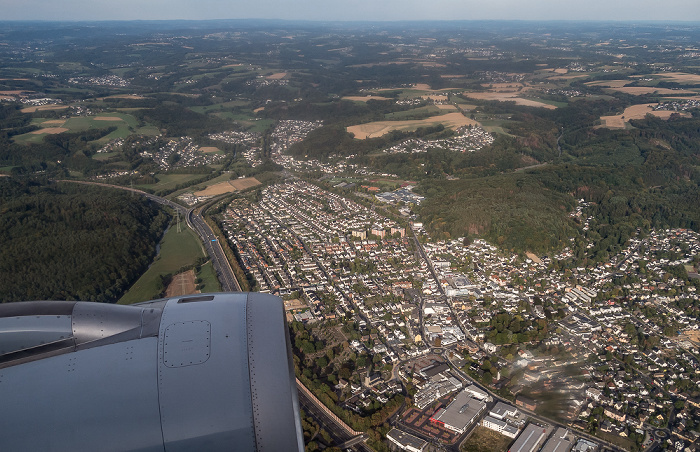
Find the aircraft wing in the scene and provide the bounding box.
[0,292,304,452]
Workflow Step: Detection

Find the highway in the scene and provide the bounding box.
[62,180,386,450]
[61,181,367,449]
[185,205,240,292]
[58,181,240,292]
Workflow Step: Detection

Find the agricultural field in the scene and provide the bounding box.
[135,173,215,193]
[193,176,261,196]
[164,269,198,297]
[347,112,478,139]
[13,112,151,144]
[342,95,392,102]
[20,104,69,113]
[599,103,692,129]
[462,91,558,109]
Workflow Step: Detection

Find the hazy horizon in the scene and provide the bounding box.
[1,0,699,22]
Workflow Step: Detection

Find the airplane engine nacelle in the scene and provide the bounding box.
[0,293,304,452]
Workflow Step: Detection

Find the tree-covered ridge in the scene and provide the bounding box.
[0,179,169,303]
[417,173,579,253]
[416,107,700,255]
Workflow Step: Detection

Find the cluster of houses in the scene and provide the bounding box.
[382,125,494,154]
[139,136,225,170]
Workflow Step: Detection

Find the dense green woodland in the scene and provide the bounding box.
[0,179,169,303]
[416,109,700,255]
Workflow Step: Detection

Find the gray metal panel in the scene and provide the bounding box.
[0,338,163,452]
[162,320,211,368]
[0,315,72,354]
[0,300,76,318]
[246,292,305,452]
[158,294,257,452]
[72,301,144,344]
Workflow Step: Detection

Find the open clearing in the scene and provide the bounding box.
[199,146,221,153]
[347,112,478,139]
[436,104,457,110]
[421,94,448,102]
[587,80,698,96]
[463,92,557,109]
[547,73,591,80]
[30,127,68,134]
[20,104,69,113]
[119,226,204,305]
[103,94,147,99]
[653,72,700,84]
[193,176,261,196]
[40,120,66,126]
[586,80,629,88]
[94,116,125,121]
[17,112,143,143]
[680,329,700,345]
[342,95,391,102]
[481,82,526,92]
[165,269,198,297]
[265,72,287,80]
[599,103,692,128]
[612,86,697,95]
[461,426,513,452]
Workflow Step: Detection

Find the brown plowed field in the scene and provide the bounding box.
[165,270,198,297]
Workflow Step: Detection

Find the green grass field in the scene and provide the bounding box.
[92,152,119,161]
[133,173,207,193]
[197,261,221,293]
[14,112,151,144]
[189,100,250,114]
[118,225,205,304]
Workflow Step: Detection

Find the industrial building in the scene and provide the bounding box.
[508,424,547,452]
[540,428,574,452]
[482,415,520,438]
[429,390,486,434]
[386,428,428,452]
[490,402,519,420]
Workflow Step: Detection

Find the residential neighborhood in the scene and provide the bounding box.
[218,175,700,452]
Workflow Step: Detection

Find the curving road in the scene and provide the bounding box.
[57,180,240,292]
[186,206,240,292]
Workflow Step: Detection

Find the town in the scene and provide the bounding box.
[216,174,700,452]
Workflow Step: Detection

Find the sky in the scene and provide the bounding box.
[1,0,699,22]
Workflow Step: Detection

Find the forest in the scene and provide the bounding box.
[0,179,169,303]
[417,105,700,255]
